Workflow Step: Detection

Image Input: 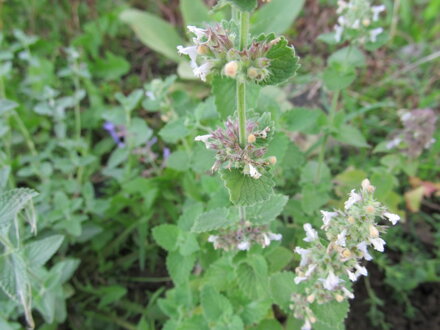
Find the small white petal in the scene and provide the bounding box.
[193,62,214,82]
[294,276,307,284]
[303,223,318,242]
[384,212,400,225]
[342,287,354,299]
[305,264,317,277]
[208,235,218,243]
[295,247,311,267]
[194,134,212,149]
[370,28,384,42]
[301,319,312,330]
[237,241,250,251]
[357,241,373,261]
[335,25,344,42]
[336,230,347,247]
[321,210,338,228]
[268,232,282,241]
[262,233,271,247]
[347,270,358,282]
[177,45,198,64]
[372,5,386,21]
[355,264,368,277]
[345,189,362,210]
[187,25,206,40]
[352,19,360,29]
[322,271,341,291]
[370,237,386,252]
[249,164,262,179]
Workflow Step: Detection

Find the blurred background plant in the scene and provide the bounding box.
[0,0,438,329]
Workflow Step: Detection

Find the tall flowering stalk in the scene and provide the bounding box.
[291,179,400,329]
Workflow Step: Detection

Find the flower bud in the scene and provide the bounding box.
[247,133,256,144]
[361,179,375,193]
[247,67,259,80]
[309,316,317,324]
[268,156,277,164]
[341,249,352,258]
[362,18,370,27]
[256,57,270,68]
[197,45,209,55]
[307,294,315,303]
[365,205,375,214]
[348,216,355,224]
[369,225,379,238]
[224,61,239,78]
[335,294,345,302]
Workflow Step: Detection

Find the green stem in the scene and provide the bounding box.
[316,90,340,182]
[239,11,249,51]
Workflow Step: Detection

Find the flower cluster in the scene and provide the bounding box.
[290,179,400,330]
[177,23,279,83]
[334,0,386,43]
[386,108,437,158]
[194,116,276,179]
[103,121,125,148]
[208,221,282,251]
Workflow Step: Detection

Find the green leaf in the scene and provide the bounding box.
[328,46,366,68]
[333,124,369,148]
[240,299,271,326]
[311,300,349,330]
[200,286,233,322]
[25,235,64,268]
[251,0,305,35]
[212,77,260,119]
[204,257,235,291]
[159,118,189,144]
[246,193,288,225]
[106,148,130,169]
[269,271,297,312]
[167,150,190,171]
[191,207,239,233]
[266,133,289,164]
[90,52,130,81]
[178,232,200,256]
[220,169,275,206]
[180,0,210,26]
[301,183,330,215]
[226,0,258,12]
[265,246,294,273]
[282,108,324,133]
[0,188,38,228]
[98,285,127,308]
[190,144,216,174]
[166,252,196,284]
[0,99,18,115]
[119,8,184,62]
[260,36,300,86]
[323,64,356,91]
[235,255,269,299]
[153,224,180,251]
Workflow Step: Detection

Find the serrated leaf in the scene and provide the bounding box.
[265,246,294,273]
[246,193,288,225]
[119,9,183,62]
[166,252,196,284]
[167,150,191,171]
[191,207,239,233]
[152,224,180,251]
[0,188,38,228]
[323,64,356,91]
[235,255,269,299]
[25,235,64,268]
[328,46,366,68]
[225,0,257,11]
[333,124,369,148]
[311,300,349,330]
[259,36,300,86]
[0,99,19,115]
[240,299,271,325]
[159,118,189,144]
[204,257,235,291]
[178,232,200,256]
[220,169,275,206]
[269,271,298,313]
[200,286,233,322]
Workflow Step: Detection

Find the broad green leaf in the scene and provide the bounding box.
[159,118,189,144]
[128,118,153,147]
[191,207,239,233]
[311,300,349,330]
[301,183,330,215]
[265,246,294,273]
[180,0,210,26]
[119,9,184,62]
[190,144,216,174]
[251,319,283,330]
[282,108,324,133]
[246,193,288,225]
[178,202,204,231]
[260,36,300,86]
[167,150,190,171]
[90,52,130,81]
[269,271,297,312]
[25,235,64,268]
[152,224,180,251]
[106,148,130,169]
[166,252,195,284]
[328,46,366,68]
[333,124,369,148]
[266,133,289,164]
[212,77,260,119]
[235,255,269,299]
[220,169,275,206]
[323,64,356,91]
[0,99,18,115]
[226,0,258,12]
[178,232,200,256]
[371,171,395,200]
[203,257,235,291]
[251,0,305,35]
[0,188,38,228]
[240,299,271,326]
[200,286,233,322]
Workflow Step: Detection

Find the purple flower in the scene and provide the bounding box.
[146,136,158,148]
[162,147,171,161]
[103,121,125,148]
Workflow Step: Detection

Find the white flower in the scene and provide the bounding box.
[268,232,282,241]
[303,223,318,242]
[342,287,354,299]
[336,229,347,247]
[361,179,375,193]
[386,137,401,150]
[187,25,206,41]
[177,45,198,65]
[370,237,386,252]
[345,189,362,210]
[425,138,436,149]
[335,25,344,42]
[336,1,348,14]
[370,27,384,42]
[352,19,360,29]
[208,235,218,243]
[294,276,307,284]
[301,319,312,330]
[321,210,338,228]
[305,264,317,277]
[145,91,156,100]
[384,212,400,225]
[249,164,262,179]
[355,264,368,277]
[193,61,214,82]
[357,241,373,260]
[194,134,212,148]
[322,271,341,291]
[347,270,358,281]
[237,241,250,251]
[262,233,271,247]
[371,5,386,21]
[295,247,311,267]
[400,112,412,121]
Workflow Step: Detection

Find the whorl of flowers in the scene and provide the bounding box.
[177,23,278,83]
[334,0,386,43]
[194,116,276,179]
[290,179,400,330]
[208,221,282,252]
[386,108,437,158]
